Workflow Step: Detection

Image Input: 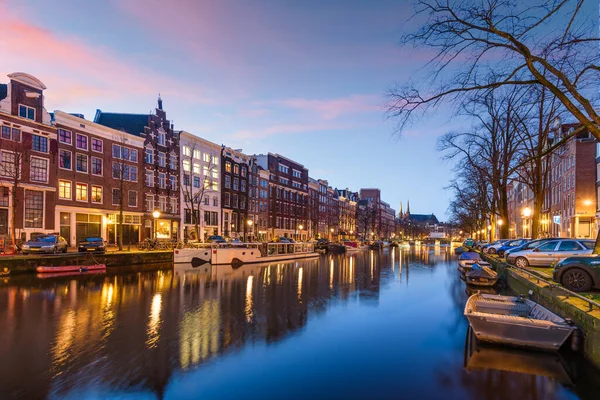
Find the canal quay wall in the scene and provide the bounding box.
[0,251,173,275]
[481,253,600,369]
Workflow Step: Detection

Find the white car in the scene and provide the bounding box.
[507,239,595,268]
[484,239,510,254]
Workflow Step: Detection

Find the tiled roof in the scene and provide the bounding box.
[409,213,439,224]
[93,109,149,137]
[0,84,7,101]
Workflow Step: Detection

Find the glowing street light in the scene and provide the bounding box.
[152,210,161,240]
[497,219,503,226]
[523,207,532,217]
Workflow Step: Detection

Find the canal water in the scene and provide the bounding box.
[1,247,600,399]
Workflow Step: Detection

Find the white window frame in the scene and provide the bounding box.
[76,153,88,174]
[58,180,72,200]
[128,190,138,207]
[193,149,201,160]
[29,156,49,184]
[91,185,103,204]
[112,188,121,206]
[58,128,72,145]
[183,146,191,157]
[91,156,103,176]
[75,182,88,202]
[0,150,20,179]
[31,134,49,154]
[18,104,35,120]
[75,133,88,151]
[91,137,104,153]
[59,149,72,171]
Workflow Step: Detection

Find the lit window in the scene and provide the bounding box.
[183,160,190,172]
[212,156,219,165]
[76,183,88,201]
[225,162,232,173]
[193,149,200,159]
[183,146,191,157]
[212,181,218,191]
[193,163,201,175]
[234,165,239,175]
[58,180,71,199]
[203,153,210,163]
[91,186,103,203]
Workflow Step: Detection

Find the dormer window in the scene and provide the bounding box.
[158,130,166,146]
[18,104,35,120]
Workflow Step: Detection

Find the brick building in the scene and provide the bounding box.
[256,153,308,241]
[94,97,181,240]
[221,147,250,239]
[336,188,358,239]
[547,124,596,238]
[54,111,145,246]
[0,73,58,242]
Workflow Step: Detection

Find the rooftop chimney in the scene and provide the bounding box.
[157,93,163,110]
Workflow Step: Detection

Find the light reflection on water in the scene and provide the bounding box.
[0,247,599,399]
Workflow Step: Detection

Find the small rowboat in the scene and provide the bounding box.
[464,293,576,351]
[465,265,498,287]
[36,264,107,273]
[458,260,491,276]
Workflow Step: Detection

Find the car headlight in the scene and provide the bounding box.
[22,244,29,249]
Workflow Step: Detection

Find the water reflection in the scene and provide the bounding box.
[0,248,597,399]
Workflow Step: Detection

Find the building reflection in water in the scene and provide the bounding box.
[0,248,596,399]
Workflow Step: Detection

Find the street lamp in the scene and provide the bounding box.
[246,219,253,242]
[522,207,532,237]
[152,210,161,240]
[298,224,303,242]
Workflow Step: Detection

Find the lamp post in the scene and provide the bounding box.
[247,219,253,242]
[298,224,303,242]
[523,207,532,238]
[152,210,161,240]
[330,227,334,241]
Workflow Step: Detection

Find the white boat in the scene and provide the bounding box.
[174,242,320,266]
[398,241,410,249]
[464,293,576,351]
[343,241,369,253]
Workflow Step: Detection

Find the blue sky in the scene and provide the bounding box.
[1,0,465,218]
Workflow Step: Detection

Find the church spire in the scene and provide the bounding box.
[157,93,163,110]
[398,201,403,218]
[406,200,410,217]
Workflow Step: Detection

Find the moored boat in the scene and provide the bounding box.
[464,293,576,351]
[36,264,107,273]
[327,243,346,254]
[465,265,498,287]
[343,241,369,253]
[174,242,320,266]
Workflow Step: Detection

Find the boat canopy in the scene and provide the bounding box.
[459,252,480,260]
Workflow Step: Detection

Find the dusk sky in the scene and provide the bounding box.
[1,0,465,218]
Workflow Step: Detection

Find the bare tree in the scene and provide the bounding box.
[181,143,215,242]
[0,138,28,245]
[388,0,600,140]
[112,133,138,251]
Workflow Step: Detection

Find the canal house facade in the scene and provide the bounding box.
[256,153,309,241]
[94,97,181,241]
[0,72,58,242]
[53,111,145,246]
[221,146,250,239]
[179,130,221,241]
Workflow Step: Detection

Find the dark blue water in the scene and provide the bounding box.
[1,247,599,399]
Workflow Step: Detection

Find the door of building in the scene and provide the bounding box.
[0,209,8,236]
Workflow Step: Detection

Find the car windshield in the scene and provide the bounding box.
[581,241,595,250]
[33,236,56,243]
[85,237,102,242]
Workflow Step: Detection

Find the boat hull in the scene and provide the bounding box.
[174,248,212,264]
[36,264,106,273]
[466,314,574,351]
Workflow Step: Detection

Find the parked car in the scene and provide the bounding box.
[207,235,226,243]
[473,241,488,250]
[496,239,529,257]
[507,239,595,268]
[77,237,106,253]
[22,235,68,255]
[504,238,559,258]
[553,255,600,292]
[483,239,510,254]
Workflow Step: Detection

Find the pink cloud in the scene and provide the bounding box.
[267,94,382,119]
[230,121,352,140]
[0,3,222,112]
[238,108,271,118]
